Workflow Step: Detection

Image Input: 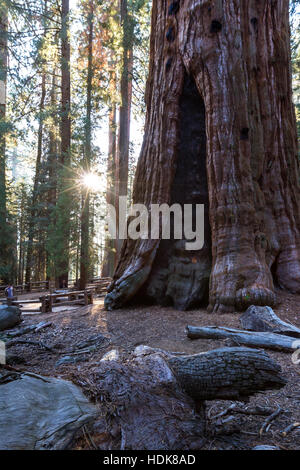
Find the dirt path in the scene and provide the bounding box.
[1,288,300,450]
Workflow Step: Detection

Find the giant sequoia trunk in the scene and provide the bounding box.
[105,0,300,313]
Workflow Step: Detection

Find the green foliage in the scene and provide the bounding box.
[291,2,300,144]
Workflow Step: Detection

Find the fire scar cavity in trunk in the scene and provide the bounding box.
[139,73,212,310]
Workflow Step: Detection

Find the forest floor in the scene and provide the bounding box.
[2,288,300,450]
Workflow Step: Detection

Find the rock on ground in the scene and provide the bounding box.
[0,306,22,331]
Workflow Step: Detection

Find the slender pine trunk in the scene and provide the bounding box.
[25,73,46,286]
[102,81,117,277]
[46,67,59,281]
[0,4,9,283]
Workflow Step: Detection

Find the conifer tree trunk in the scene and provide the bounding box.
[0,4,7,225]
[115,0,133,254]
[79,1,94,290]
[25,73,46,287]
[56,0,71,288]
[105,0,300,313]
[0,4,8,283]
[46,67,59,281]
[102,66,117,277]
[17,186,26,285]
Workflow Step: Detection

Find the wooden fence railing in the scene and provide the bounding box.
[0,277,112,298]
[10,288,95,313]
[0,281,51,297]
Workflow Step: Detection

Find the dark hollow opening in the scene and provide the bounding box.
[166,27,175,42]
[168,1,180,16]
[251,17,258,35]
[166,57,172,72]
[140,73,212,310]
[240,127,249,140]
[210,20,222,33]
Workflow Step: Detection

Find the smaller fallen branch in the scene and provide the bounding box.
[212,403,274,420]
[6,339,55,353]
[186,325,298,352]
[259,407,283,436]
[34,321,52,333]
[281,422,300,437]
[6,321,52,338]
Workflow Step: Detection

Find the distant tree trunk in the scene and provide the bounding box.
[0,4,7,228]
[46,67,59,281]
[18,186,27,285]
[105,0,300,313]
[0,5,9,283]
[102,67,117,277]
[25,73,46,286]
[115,0,133,254]
[56,0,71,288]
[79,1,94,290]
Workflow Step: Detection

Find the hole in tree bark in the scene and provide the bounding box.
[141,73,212,310]
[168,1,180,16]
[240,127,249,140]
[251,17,258,35]
[166,27,175,42]
[210,20,222,33]
[166,58,172,72]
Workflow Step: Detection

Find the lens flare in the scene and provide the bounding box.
[82,172,101,192]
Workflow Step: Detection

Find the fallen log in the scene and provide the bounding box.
[73,345,286,450]
[0,345,286,450]
[167,347,286,401]
[5,321,52,338]
[240,305,300,338]
[186,325,300,352]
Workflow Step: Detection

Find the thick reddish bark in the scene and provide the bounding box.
[56,0,71,288]
[105,0,300,313]
[25,73,46,286]
[115,0,133,254]
[79,1,94,290]
[102,99,117,277]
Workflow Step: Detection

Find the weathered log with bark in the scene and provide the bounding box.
[74,345,286,450]
[240,305,300,338]
[105,0,300,313]
[168,347,286,401]
[186,325,300,352]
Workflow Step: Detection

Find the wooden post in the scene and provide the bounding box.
[84,290,88,306]
[49,295,53,313]
[41,296,46,313]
